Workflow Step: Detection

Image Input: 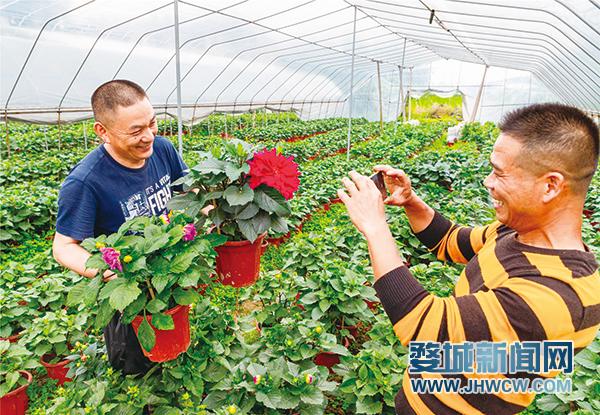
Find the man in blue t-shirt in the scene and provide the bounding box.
[53,79,187,375]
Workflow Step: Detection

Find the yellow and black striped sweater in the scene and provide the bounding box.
[374,211,600,415]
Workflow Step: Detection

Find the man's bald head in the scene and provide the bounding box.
[91,80,148,126]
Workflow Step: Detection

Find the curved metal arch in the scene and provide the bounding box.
[173,5,357,106]
[376,17,600,94]
[390,34,598,106]
[57,1,174,109]
[362,0,599,66]
[112,0,249,79]
[344,0,444,63]
[444,0,599,38]
[214,17,384,110]
[376,19,596,108]
[4,0,96,111]
[187,27,399,109]
[470,54,581,106]
[465,48,598,108]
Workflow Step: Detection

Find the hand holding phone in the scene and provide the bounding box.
[370,171,387,199]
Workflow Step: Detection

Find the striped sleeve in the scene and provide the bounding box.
[374,266,600,348]
[414,210,502,264]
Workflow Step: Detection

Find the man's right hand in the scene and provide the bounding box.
[373,165,416,207]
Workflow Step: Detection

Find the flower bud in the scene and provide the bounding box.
[253,374,262,385]
[305,374,314,384]
[123,255,133,263]
[227,405,237,414]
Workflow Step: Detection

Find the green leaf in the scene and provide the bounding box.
[192,159,226,174]
[85,255,107,271]
[98,278,126,300]
[167,225,184,246]
[224,184,254,206]
[356,397,383,414]
[109,281,141,311]
[146,298,167,314]
[82,275,102,306]
[66,281,86,306]
[254,186,290,216]
[144,224,162,239]
[236,219,258,242]
[224,162,250,181]
[300,388,324,405]
[152,274,171,293]
[137,318,156,352]
[144,234,170,254]
[204,233,228,247]
[170,252,197,274]
[270,216,289,234]
[177,270,200,288]
[172,287,199,305]
[121,294,147,324]
[236,202,259,220]
[95,299,115,329]
[152,313,174,330]
[251,211,271,235]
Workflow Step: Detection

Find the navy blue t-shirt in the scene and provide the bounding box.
[56,136,187,240]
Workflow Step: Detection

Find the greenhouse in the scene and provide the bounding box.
[1,0,599,414]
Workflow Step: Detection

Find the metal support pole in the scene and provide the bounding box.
[173,0,184,155]
[346,5,358,161]
[407,68,413,122]
[470,65,489,122]
[57,111,62,150]
[3,114,9,159]
[396,38,407,132]
[83,120,88,150]
[376,61,383,136]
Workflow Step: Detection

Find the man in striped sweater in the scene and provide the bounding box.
[338,103,600,414]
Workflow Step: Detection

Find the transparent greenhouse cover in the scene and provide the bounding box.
[1,0,598,124]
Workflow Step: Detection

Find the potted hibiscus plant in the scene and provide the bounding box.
[168,139,300,287]
[69,211,226,362]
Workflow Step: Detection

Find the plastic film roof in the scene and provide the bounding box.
[1,0,598,123]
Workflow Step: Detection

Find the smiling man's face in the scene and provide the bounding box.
[100,97,158,165]
[483,133,548,231]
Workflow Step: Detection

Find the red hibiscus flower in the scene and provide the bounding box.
[247,149,300,200]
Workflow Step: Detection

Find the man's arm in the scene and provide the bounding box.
[374,165,501,264]
[52,232,115,281]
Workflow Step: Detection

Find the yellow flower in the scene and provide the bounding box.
[314,326,323,334]
[182,392,190,400]
[95,242,105,249]
[123,255,133,263]
[84,408,92,414]
[227,405,237,414]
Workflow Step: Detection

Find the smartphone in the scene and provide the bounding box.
[370,172,387,199]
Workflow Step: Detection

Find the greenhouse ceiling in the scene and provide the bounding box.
[1,0,599,123]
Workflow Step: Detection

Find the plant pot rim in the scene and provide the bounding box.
[2,370,33,398]
[219,232,267,247]
[0,330,23,342]
[133,304,189,322]
[40,354,70,368]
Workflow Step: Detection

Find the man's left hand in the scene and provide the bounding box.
[338,171,388,237]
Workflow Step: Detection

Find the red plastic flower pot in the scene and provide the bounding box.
[0,371,32,415]
[131,305,191,363]
[0,331,22,343]
[215,233,266,287]
[314,352,340,373]
[40,355,72,385]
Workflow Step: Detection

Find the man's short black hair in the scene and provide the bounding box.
[91,80,148,125]
[498,103,599,195]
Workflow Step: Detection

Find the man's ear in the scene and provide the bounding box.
[93,121,110,143]
[542,172,565,203]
